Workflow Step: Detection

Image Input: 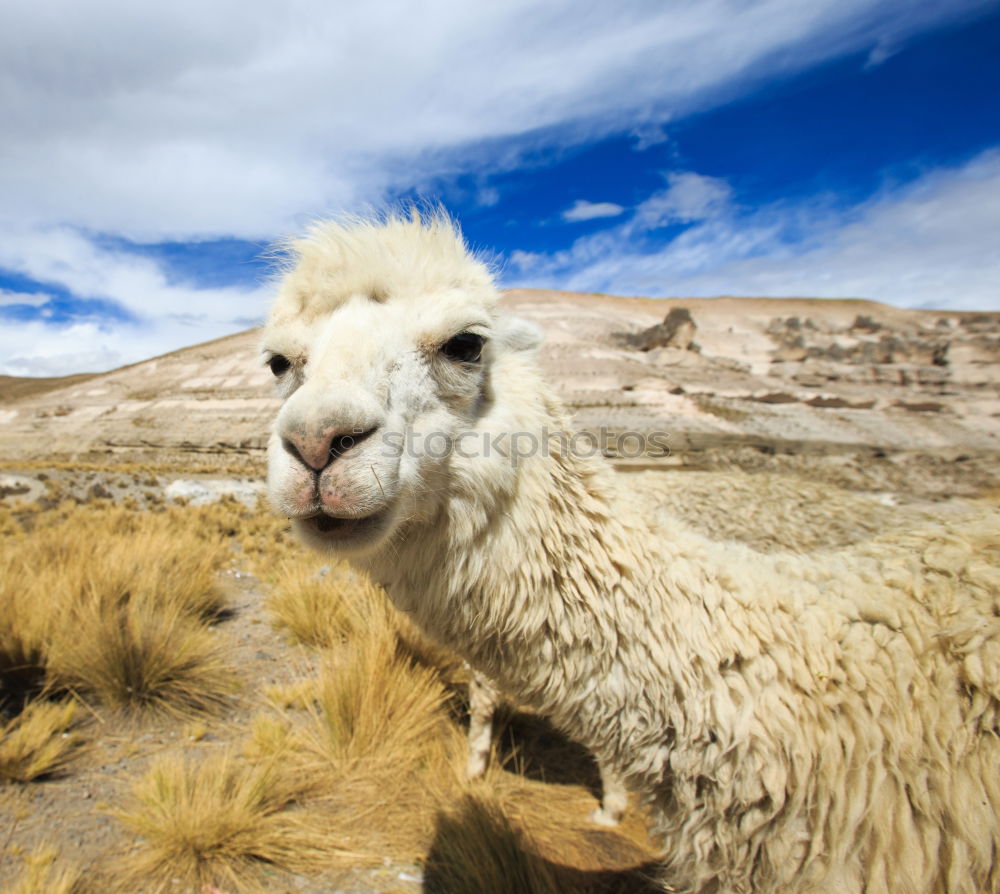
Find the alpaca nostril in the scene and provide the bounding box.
[328,426,376,461]
[282,427,378,472]
[281,436,311,470]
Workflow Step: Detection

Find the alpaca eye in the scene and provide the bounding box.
[441,332,485,364]
[268,354,291,377]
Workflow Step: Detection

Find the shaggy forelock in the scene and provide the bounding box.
[269,211,500,323]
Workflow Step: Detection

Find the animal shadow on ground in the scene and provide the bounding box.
[443,674,608,797]
[440,675,606,798]
[423,792,662,894]
[490,705,606,798]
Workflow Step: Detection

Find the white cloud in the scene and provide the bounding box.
[0,0,989,241]
[633,172,733,228]
[0,322,112,377]
[864,36,899,69]
[477,187,501,208]
[0,0,993,373]
[631,123,671,151]
[508,152,1000,311]
[562,200,626,222]
[0,314,263,378]
[0,225,269,326]
[0,289,53,307]
[0,226,269,374]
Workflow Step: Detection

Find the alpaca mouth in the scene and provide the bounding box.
[304,509,388,541]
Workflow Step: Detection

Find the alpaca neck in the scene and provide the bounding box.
[363,381,715,762]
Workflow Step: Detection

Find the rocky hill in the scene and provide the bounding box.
[509,291,999,455]
[1,290,998,494]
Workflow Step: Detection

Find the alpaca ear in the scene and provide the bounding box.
[496,315,544,353]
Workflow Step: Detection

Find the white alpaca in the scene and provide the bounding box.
[464,471,923,829]
[263,213,1000,894]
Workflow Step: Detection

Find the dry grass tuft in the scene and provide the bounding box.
[244,622,469,869]
[247,712,299,759]
[0,505,21,539]
[266,557,462,678]
[24,508,228,621]
[0,503,234,717]
[266,559,379,648]
[0,700,82,782]
[263,678,320,710]
[5,844,87,894]
[83,522,228,620]
[298,625,453,773]
[0,558,49,706]
[114,749,339,893]
[46,600,233,717]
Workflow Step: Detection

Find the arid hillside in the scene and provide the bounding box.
[2,289,998,498]
[2,291,999,453]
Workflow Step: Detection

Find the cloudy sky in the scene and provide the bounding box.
[1,0,998,376]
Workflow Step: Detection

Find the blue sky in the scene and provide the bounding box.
[1,0,998,376]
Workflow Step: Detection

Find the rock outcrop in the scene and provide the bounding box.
[625,307,697,351]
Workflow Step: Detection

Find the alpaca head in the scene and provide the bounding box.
[262,213,542,556]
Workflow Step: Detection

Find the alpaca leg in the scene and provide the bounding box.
[589,761,627,827]
[466,669,500,779]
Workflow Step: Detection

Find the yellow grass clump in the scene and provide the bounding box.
[266,556,462,678]
[263,557,466,782]
[0,503,234,717]
[0,559,49,703]
[0,700,82,782]
[299,625,453,773]
[114,749,342,893]
[25,508,228,620]
[46,599,233,716]
[5,844,87,894]
[266,559,380,649]
[239,620,473,872]
[0,505,21,539]
[255,622,463,795]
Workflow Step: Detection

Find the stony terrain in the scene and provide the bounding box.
[510,291,1000,459]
